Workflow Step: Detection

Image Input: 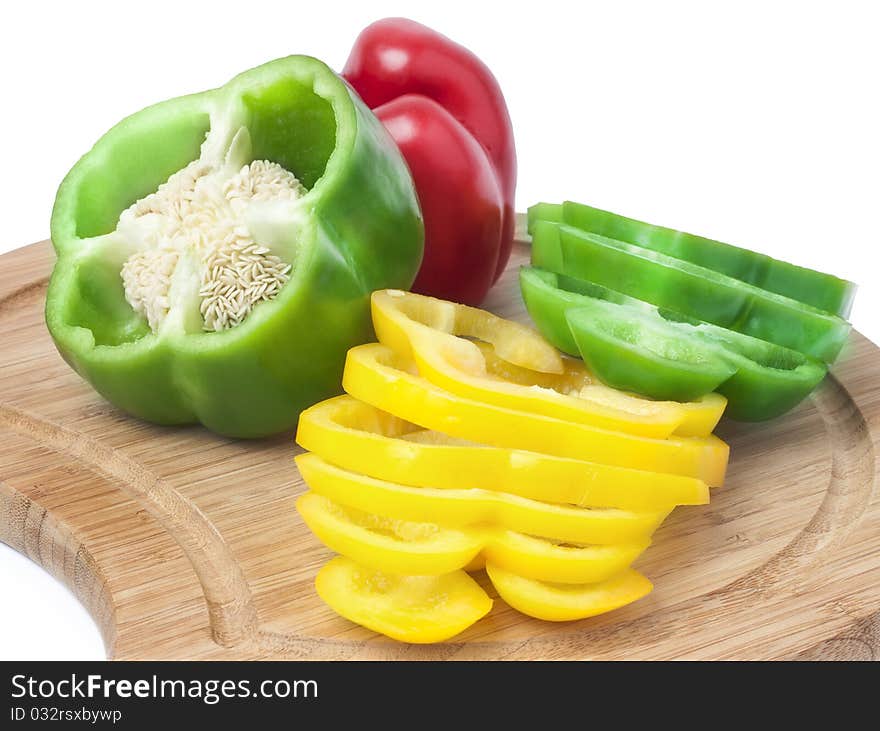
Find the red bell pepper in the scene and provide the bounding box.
[343,18,517,305]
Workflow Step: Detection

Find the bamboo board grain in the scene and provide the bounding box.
[1,223,879,660]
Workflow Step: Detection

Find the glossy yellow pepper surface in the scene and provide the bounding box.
[297,396,711,511]
[371,289,727,438]
[316,557,493,644]
[293,289,731,642]
[342,343,729,486]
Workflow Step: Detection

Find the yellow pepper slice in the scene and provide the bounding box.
[296,453,668,544]
[484,531,648,585]
[315,556,492,643]
[298,492,483,576]
[486,563,653,622]
[341,343,730,486]
[297,491,650,583]
[371,288,564,373]
[473,341,726,439]
[296,396,711,511]
[371,289,726,438]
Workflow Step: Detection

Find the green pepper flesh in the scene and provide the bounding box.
[531,221,849,364]
[528,201,856,318]
[47,56,424,437]
[520,267,828,421]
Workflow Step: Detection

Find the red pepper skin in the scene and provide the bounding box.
[343,17,517,296]
[374,95,503,304]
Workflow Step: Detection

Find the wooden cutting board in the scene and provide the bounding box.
[2,222,879,660]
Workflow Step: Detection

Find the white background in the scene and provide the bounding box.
[0,0,877,659]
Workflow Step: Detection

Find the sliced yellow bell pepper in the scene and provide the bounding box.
[298,492,483,576]
[296,396,711,511]
[297,491,650,583]
[371,288,564,373]
[371,289,726,438]
[473,341,726,439]
[486,563,653,622]
[485,531,648,585]
[296,453,668,545]
[341,343,730,486]
[315,556,492,643]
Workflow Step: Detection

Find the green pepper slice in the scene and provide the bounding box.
[565,305,735,403]
[531,221,850,364]
[520,267,827,421]
[47,56,424,437]
[528,201,856,318]
[526,202,563,230]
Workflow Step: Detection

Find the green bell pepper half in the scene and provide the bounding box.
[530,221,850,364]
[520,267,828,421]
[47,56,424,438]
[528,201,856,318]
